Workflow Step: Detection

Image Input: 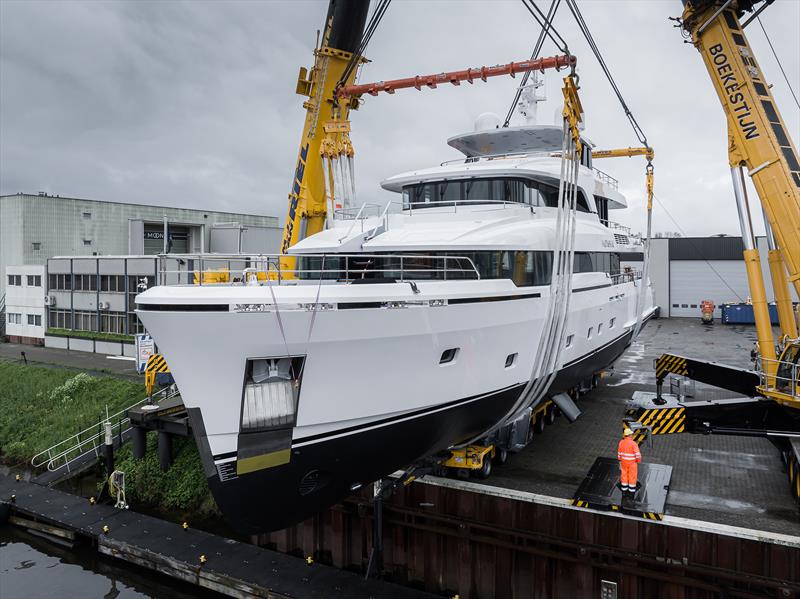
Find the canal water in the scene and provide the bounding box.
[1,526,222,599]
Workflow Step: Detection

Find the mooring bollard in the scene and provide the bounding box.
[103,421,115,475]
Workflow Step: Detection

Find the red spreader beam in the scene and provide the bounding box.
[335,54,576,99]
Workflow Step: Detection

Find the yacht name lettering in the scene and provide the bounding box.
[234,303,270,312]
[708,43,759,140]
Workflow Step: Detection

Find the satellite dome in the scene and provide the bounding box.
[474,112,501,132]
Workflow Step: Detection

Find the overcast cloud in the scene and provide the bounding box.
[1,0,798,237]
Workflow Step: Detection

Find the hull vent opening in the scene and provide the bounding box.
[505,353,518,368]
[440,348,460,364]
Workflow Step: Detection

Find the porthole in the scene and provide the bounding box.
[505,353,518,368]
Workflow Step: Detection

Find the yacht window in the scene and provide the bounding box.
[587,327,593,339]
[566,334,574,348]
[505,353,518,368]
[598,322,603,334]
[403,177,561,209]
[609,317,616,328]
[595,196,609,225]
[573,252,622,275]
[298,250,553,286]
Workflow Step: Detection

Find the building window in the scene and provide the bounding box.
[7,275,21,286]
[83,212,92,219]
[7,313,22,325]
[27,314,42,326]
[32,242,42,251]
[73,274,97,292]
[49,309,73,329]
[100,275,126,292]
[83,239,92,246]
[73,310,98,332]
[27,275,42,287]
[100,312,126,334]
[49,274,72,290]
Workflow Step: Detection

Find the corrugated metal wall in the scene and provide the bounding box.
[668,237,744,261]
[258,482,799,599]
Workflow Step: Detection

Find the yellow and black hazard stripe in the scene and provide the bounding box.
[144,354,170,394]
[641,512,663,521]
[145,353,170,374]
[572,499,589,508]
[655,354,689,379]
[630,407,686,443]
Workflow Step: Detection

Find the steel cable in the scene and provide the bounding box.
[503,0,561,127]
[756,15,800,111]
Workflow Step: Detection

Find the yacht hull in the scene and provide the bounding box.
[138,281,650,533]
[201,327,637,533]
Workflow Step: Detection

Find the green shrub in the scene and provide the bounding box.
[0,362,144,464]
[46,328,134,344]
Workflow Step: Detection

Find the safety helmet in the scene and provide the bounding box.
[623,428,633,436]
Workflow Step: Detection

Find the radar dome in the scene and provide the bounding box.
[474,112,501,132]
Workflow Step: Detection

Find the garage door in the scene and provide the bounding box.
[669,260,749,317]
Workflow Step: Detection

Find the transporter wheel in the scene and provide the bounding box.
[496,449,509,465]
[546,406,556,425]
[475,456,492,479]
[535,414,546,434]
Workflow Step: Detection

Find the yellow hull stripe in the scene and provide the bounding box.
[236,449,291,475]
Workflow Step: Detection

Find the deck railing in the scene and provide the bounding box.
[154,253,482,286]
[758,357,800,401]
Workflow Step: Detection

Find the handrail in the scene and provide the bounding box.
[593,166,619,190]
[31,387,179,473]
[339,202,369,242]
[758,357,799,400]
[439,150,555,166]
[154,252,483,286]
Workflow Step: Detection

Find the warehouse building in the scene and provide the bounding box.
[0,192,281,299]
[648,236,799,318]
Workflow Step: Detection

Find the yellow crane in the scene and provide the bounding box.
[278,0,370,276]
[680,0,800,408]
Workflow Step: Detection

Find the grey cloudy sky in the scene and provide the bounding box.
[1,0,798,237]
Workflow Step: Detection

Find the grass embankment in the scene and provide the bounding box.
[0,361,216,516]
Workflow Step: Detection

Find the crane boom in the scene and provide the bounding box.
[279,0,370,271]
[682,1,800,293]
[682,0,800,407]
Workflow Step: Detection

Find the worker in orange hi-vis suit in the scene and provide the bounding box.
[617,427,641,494]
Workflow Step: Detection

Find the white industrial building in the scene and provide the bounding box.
[4,265,46,344]
[0,192,281,300]
[1,191,282,347]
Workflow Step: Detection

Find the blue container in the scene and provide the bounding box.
[721,302,780,325]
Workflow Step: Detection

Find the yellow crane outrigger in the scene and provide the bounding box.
[681,0,800,409]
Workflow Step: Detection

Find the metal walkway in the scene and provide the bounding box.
[0,474,437,599]
[30,387,180,486]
